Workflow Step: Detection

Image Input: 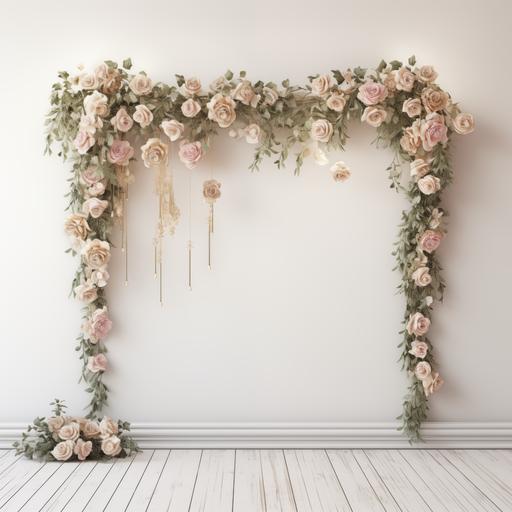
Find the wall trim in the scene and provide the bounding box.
[1,422,512,449]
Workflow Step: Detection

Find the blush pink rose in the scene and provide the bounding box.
[90,306,112,341]
[87,354,108,373]
[407,312,431,336]
[420,113,448,151]
[73,131,95,155]
[107,140,134,166]
[409,340,428,359]
[419,230,443,253]
[357,80,388,106]
[178,140,203,169]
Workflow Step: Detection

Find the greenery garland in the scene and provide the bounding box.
[31,55,474,454]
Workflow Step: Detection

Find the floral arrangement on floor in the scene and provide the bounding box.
[14,400,138,461]
[39,56,474,444]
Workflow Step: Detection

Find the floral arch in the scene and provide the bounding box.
[17,56,474,461]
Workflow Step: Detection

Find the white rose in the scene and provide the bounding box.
[90,269,109,287]
[51,440,75,461]
[58,422,80,441]
[207,94,237,128]
[417,174,441,195]
[181,98,202,118]
[310,119,333,143]
[361,106,387,127]
[161,119,184,141]
[133,104,154,127]
[129,74,153,96]
[78,73,100,90]
[110,107,133,132]
[411,266,432,287]
[101,435,122,457]
[79,114,102,135]
[311,74,334,97]
[74,282,98,303]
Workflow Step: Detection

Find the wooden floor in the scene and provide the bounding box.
[0,449,511,511]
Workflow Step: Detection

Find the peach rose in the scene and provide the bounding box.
[453,113,475,135]
[410,158,430,179]
[129,74,153,96]
[412,267,432,287]
[181,98,202,118]
[418,174,441,195]
[84,91,108,117]
[357,81,388,106]
[47,416,66,433]
[101,435,122,456]
[161,119,184,141]
[420,114,448,151]
[82,239,110,269]
[416,65,438,84]
[64,214,91,240]
[182,77,202,96]
[407,312,431,336]
[58,422,80,441]
[400,120,422,155]
[394,67,415,92]
[414,361,432,381]
[311,74,334,97]
[402,98,422,118]
[326,92,347,112]
[262,87,279,106]
[51,440,75,461]
[73,131,95,155]
[74,439,92,461]
[108,140,134,166]
[110,107,133,132]
[419,230,443,253]
[330,161,351,182]
[310,119,333,143]
[178,140,203,169]
[82,198,108,219]
[133,104,154,127]
[424,372,444,397]
[83,420,101,438]
[87,353,108,373]
[421,87,449,113]
[203,179,221,203]
[141,138,168,168]
[100,416,119,438]
[207,94,237,128]
[232,80,260,107]
[74,282,98,303]
[408,340,428,359]
[361,106,387,127]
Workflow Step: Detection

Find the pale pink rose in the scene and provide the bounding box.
[412,267,432,287]
[326,92,347,112]
[141,138,168,168]
[418,174,441,195]
[74,439,93,461]
[407,312,431,336]
[310,119,333,143]
[419,230,443,253]
[74,282,98,303]
[182,77,202,96]
[51,440,75,461]
[82,197,108,218]
[361,106,387,127]
[58,422,80,441]
[244,124,262,144]
[90,269,109,287]
[207,94,237,128]
[400,120,422,155]
[107,140,134,166]
[415,361,432,381]
[133,104,154,127]
[420,114,448,151]
[402,98,422,118]
[79,113,103,135]
[82,239,110,270]
[110,107,133,132]
[357,81,388,106]
[87,353,108,373]
[423,372,444,397]
[64,214,90,241]
[181,98,201,118]
[410,158,430,179]
[129,74,153,96]
[73,131,95,155]
[262,87,279,106]
[416,65,438,84]
[178,140,203,169]
[101,435,122,456]
[89,306,112,341]
[84,91,108,117]
[311,74,335,97]
[99,416,119,438]
[409,340,429,359]
[83,420,101,438]
[161,119,184,141]
[393,67,416,92]
[80,166,103,186]
[453,113,475,135]
[232,80,260,107]
[78,73,99,90]
[331,161,351,182]
[47,416,66,433]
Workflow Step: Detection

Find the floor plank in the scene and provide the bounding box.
[146,449,202,512]
[260,449,297,512]
[233,450,266,512]
[188,449,235,512]
[284,449,351,512]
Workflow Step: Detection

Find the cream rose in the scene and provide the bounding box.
[73,131,95,155]
[79,114,102,135]
[58,422,80,441]
[232,80,260,107]
[407,312,431,336]
[209,76,228,93]
[330,161,351,182]
[87,353,108,373]
[419,230,443,253]
[178,140,203,169]
[98,65,122,95]
[181,98,201,118]
[207,94,237,128]
[311,74,334,97]
[78,73,99,90]
[400,120,422,155]
[326,92,347,112]
[394,67,416,92]
[416,65,438,84]
[74,282,98,303]
[402,98,422,118]
[100,416,119,438]
[161,119,185,141]
[357,81,388,106]
[412,266,432,287]
[421,87,449,113]
[361,106,387,127]
[203,179,221,203]
[47,416,66,433]
[420,113,448,151]
[133,104,154,127]
[74,439,93,461]
[51,440,75,461]
[414,361,432,381]
[141,138,168,168]
[310,119,333,143]
[410,158,430,179]
[64,214,90,241]
[418,174,441,195]
[110,107,133,132]
[262,86,279,106]
[182,77,202,96]
[90,269,109,288]
[82,239,111,269]
[429,208,443,230]
[108,139,134,166]
[424,372,444,397]
[408,340,428,359]
[129,74,153,96]
[82,198,108,219]
[453,113,475,135]
[83,420,101,438]
[87,181,106,197]
[244,124,262,144]
[101,435,122,457]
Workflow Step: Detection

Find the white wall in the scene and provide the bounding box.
[0,0,511,429]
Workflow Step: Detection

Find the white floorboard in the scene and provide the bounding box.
[0,449,509,511]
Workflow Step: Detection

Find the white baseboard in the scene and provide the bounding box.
[2,422,512,449]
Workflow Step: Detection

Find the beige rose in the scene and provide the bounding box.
[421,87,449,113]
[262,87,279,106]
[51,440,75,461]
[47,416,66,433]
[110,107,133,132]
[99,66,122,95]
[84,91,108,117]
[182,77,202,96]
[74,439,93,461]
[361,106,387,127]
[330,161,351,182]
[82,198,108,218]
[414,361,432,381]
[133,104,154,127]
[207,94,237,128]
[244,124,262,144]
[326,92,347,112]
[394,67,416,92]
[311,74,334,97]
[310,119,333,143]
[232,80,260,107]
[407,312,430,336]
[416,65,438,84]
[402,98,422,118]
[453,113,475,135]
[74,282,98,303]
[181,98,202,118]
[424,372,444,396]
[141,138,168,168]
[101,435,122,457]
[400,120,422,155]
[412,266,432,287]
[64,214,90,241]
[410,158,430,179]
[203,179,221,203]
[83,420,101,438]
[408,340,428,359]
[79,73,99,90]
[100,416,119,438]
[129,74,153,96]
[87,353,108,373]
[418,174,441,195]
[161,119,185,141]
[82,239,111,269]
[58,422,80,441]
